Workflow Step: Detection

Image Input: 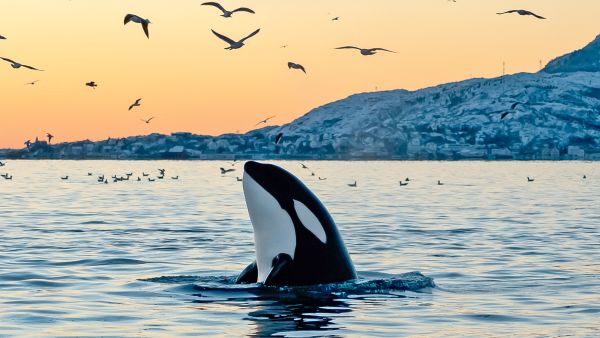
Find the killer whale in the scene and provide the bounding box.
[236,161,357,286]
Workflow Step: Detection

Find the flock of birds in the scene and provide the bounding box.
[1,3,548,146]
[0,160,588,187]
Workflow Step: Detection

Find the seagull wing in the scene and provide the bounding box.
[0,57,16,63]
[528,11,546,19]
[124,14,137,25]
[336,46,362,50]
[202,2,227,14]
[135,98,142,104]
[141,21,150,38]
[239,28,260,43]
[500,112,510,120]
[496,10,517,15]
[510,102,521,110]
[371,48,396,53]
[22,64,43,71]
[148,117,154,122]
[211,29,236,45]
[232,7,255,14]
[128,103,135,110]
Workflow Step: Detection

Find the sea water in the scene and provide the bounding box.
[0,160,598,337]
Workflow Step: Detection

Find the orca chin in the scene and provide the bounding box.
[237,161,357,287]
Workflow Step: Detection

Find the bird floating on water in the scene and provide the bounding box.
[1,57,43,71]
[201,2,255,18]
[124,14,151,38]
[0,161,5,167]
[437,180,444,186]
[348,181,357,187]
[527,177,535,182]
[128,98,142,111]
[288,62,306,74]
[236,176,243,182]
[61,176,69,180]
[399,181,408,186]
[211,28,260,50]
[86,81,97,89]
[497,9,546,19]
[335,46,395,56]
[220,167,235,174]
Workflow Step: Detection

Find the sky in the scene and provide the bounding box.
[1,0,600,148]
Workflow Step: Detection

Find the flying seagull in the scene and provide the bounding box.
[86,81,98,89]
[128,98,142,111]
[211,28,260,50]
[47,133,54,144]
[255,115,275,126]
[331,17,340,21]
[25,80,39,85]
[288,62,306,74]
[0,35,6,40]
[335,46,395,56]
[124,14,151,38]
[0,57,43,71]
[141,117,155,124]
[201,2,255,18]
[497,10,546,19]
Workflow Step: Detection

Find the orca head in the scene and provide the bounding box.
[243,161,331,283]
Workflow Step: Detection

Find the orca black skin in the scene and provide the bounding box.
[237,161,357,286]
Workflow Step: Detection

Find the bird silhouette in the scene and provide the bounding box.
[497,9,546,19]
[255,115,275,126]
[288,62,307,74]
[124,14,151,38]
[201,2,255,18]
[1,57,43,70]
[211,29,260,50]
[128,98,142,110]
[141,117,155,124]
[335,46,395,56]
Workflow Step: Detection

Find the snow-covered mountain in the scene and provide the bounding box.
[268,35,600,160]
[5,35,600,160]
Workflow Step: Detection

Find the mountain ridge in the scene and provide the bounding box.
[3,35,600,160]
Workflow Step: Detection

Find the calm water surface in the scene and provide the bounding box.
[1,161,599,337]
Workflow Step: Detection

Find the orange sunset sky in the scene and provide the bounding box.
[1,0,600,148]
